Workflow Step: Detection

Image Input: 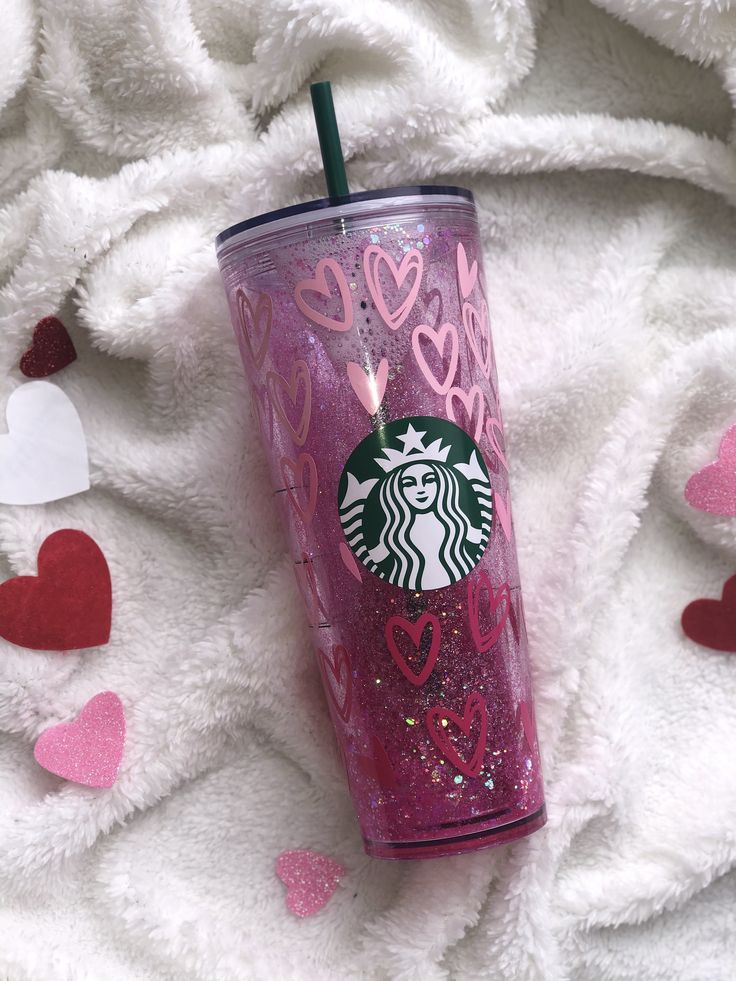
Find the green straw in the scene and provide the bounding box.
[310,81,349,199]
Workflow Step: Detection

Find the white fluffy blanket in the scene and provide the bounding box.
[1,1,735,978]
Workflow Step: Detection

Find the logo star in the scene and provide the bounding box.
[396,423,427,455]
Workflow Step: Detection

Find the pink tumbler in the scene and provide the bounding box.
[216,185,545,858]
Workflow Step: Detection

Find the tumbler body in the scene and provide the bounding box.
[217,188,545,859]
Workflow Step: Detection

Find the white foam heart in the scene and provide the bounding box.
[0,381,90,505]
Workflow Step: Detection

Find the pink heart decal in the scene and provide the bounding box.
[517,700,536,754]
[355,735,398,791]
[317,644,353,723]
[484,416,508,472]
[267,360,312,446]
[250,385,273,445]
[235,289,272,370]
[412,322,459,395]
[385,612,441,686]
[422,288,444,330]
[462,301,491,379]
[446,385,484,442]
[456,242,478,300]
[294,553,326,627]
[34,691,125,788]
[281,453,318,525]
[339,542,363,582]
[467,572,510,652]
[346,358,389,415]
[363,245,423,331]
[426,691,488,778]
[494,488,513,543]
[684,423,736,516]
[276,849,345,918]
[295,259,353,332]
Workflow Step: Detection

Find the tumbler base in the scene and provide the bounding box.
[363,804,547,860]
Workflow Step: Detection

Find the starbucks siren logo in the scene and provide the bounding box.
[339,416,493,590]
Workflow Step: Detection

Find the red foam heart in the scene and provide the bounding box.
[426,691,488,778]
[20,317,77,378]
[34,691,125,787]
[0,529,112,651]
[681,575,736,652]
[385,612,441,686]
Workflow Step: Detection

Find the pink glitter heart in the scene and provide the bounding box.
[34,691,125,788]
[684,423,736,516]
[276,849,345,918]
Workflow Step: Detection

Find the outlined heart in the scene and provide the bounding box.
[0,529,112,651]
[34,691,125,788]
[363,245,422,331]
[681,574,736,652]
[422,288,444,330]
[294,553,326,627]
[235,289,272,370]
[385,612,441,686]
[295,258,353,332]
[484,416,508,472]
[412,322,459,395]
[276,849,345,918]
[0,381,90,506]
[462,301,491,379]
[250,384,273,445]
[684,423,736,516]
[494,488,513,543]
[267,360,312,446]
[20,316,77,378]
[446,385,484,442]
[317,644,353,722]
[339,542,363,582]
[281,453,318,525]
[347,358,389,415]
[355,735,398,791]
[467,572,511,652]
[426,691,488,778]
[456,242,478,300]
[517,700,536,754]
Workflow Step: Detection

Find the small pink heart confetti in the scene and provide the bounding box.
[276,849,346,918]
[684,423,736,516]
[34,691,125,788]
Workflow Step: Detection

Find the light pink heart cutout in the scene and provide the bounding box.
[494,488,513,543]
[446,385,484,442]
[346,358,389,415]
[412,322,459,395]
[276,849,345,918]
[34,691,125,788]
[456,242,478,300]
[684,423,736,516]
[295,258,354,333]
[339,542,363,582]
[363,245,422,331]
[484,416,508,472]
[462,301,491,379]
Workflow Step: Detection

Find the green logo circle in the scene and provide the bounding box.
[338,416,492,590]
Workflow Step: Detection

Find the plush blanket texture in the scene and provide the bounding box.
[1,0,735,978]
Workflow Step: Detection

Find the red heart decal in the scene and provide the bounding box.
[446,384,484,442]
[456,242,478,300]
[267,360,312,446]
[0,529,111,651]
[317,644,353,723]
[426,691,488,778]
[467,572,510,652]
[295,258,353,333]
[281,453,318,525]
[235,289,272,370]
[363,245,423,331]
[412,322,459,395]
[508,589,523,646]
[20,316,77,378]
[276,849,345,918]
[462,301,491,379]
[385,612,441,686]
[355,735,398,791]
[34,691,125,787]
[681,574,736,652]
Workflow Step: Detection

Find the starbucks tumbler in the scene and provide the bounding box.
[216,183,545,858]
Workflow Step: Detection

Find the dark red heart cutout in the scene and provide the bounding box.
[681,574,736,652]
[0,530,112,651]
[20,317,77,378]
